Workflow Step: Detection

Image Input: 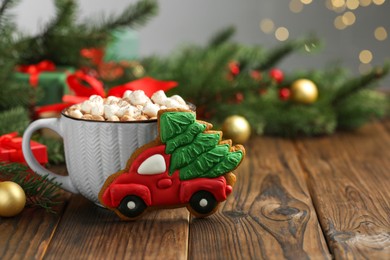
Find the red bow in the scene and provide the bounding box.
[63,71,178,104]
[17,60,56,87]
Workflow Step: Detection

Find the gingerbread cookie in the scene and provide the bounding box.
[98,108,245,220]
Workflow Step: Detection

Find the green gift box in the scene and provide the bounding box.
[13,67,74,106]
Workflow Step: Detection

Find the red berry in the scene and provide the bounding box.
[250,70,262,81]
[269,68,284,84]
[279,88,290,100]
[235,92,244,103]
[228,61,240,76]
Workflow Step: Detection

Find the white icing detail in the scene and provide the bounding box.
[127,201,136,210]
[138,154,166,175]
[199,198,208,207]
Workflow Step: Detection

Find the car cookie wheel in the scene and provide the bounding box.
[118,195,147,218]
[188,190,219,217]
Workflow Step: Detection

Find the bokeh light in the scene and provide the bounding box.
[290,0,304,13]
[301,0,313,4]
[346,0,360,9]
[374,26,388,41]
[334,16,347,29]
[275,27,289,41]
[359,0,372,7]
[359,50,373,63]
[260,18,275,34]
[373,0,385,5]
[342,11,356,25]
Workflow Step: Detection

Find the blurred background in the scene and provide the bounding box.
[12,0,390,85]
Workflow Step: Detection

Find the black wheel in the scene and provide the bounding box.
[118,195,147,218]
[188,190,218,216]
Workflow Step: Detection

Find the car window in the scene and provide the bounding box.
[137,154,166,175]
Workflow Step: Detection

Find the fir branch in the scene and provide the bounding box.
[0,0,18,24]
[255,36,320,71]
[208,26,236,48]
[0,106,30,135]
[332,63,390,105]
[0,162,62,213]
[42,0,77,37]
[101,0,158,30]
[0,80,38,109]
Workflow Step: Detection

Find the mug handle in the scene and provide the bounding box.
[22,118,78,194]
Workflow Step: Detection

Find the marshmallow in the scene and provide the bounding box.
[121,114,135,121]
[81,100,93,114]
[151,90,167,105]
[89,95,104,104]
[143,102,159,117]
[70,109,83,119]
[66,92,189,121]
[163,98,181,108]
[122,90,133,99]
[105,96,120,105]
[92,115,105,121]
[171,95,186,105]
[91,103,104,116]
[81,114,93,120]
[108,115,120,121]
[104,105,119,119]
[129,90,149,105]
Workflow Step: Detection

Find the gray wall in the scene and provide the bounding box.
[13,0,390,85]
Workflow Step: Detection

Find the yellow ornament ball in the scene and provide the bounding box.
[222,115,251,144]
[290,79,318,104]
[0,181,26,217]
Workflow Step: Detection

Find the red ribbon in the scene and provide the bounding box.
[17,60,56,87]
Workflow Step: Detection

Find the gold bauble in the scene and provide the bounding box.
[0,181,26,217]
[290,79,318,104]
[221,115,251,144]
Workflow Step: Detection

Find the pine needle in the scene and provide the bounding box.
[0,162,62,213]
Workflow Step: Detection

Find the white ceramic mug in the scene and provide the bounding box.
[22,113,158,204]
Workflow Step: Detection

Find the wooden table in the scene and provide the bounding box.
[1,120,390,260]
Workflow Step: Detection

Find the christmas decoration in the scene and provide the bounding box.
[0,0,158,163]
[13,61,74,107]
[221,115,251,144]
[290,79,318,104]
[269,68,284,84]
[0,163,62,212]
[99,109,245,220]
[0,181,26,217]
[141,27,389,137]
[0,132,48,165]
[279,88,291,101]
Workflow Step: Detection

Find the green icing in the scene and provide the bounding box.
[179,145,229,180]
[165,122,207,154]
[206,150,243,178]
[169,132,221,174]
[160,112,196,143]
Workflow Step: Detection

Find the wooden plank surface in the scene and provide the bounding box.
[3,120,390,259]
[0,166,69,260]
[295,121,390,259]
[188,137,331,260]
[44,195,190,259]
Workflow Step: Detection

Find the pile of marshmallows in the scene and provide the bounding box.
[64,90,189,121]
